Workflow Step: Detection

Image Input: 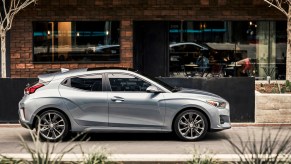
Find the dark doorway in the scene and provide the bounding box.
[133,21,169,77]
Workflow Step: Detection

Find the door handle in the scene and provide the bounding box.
[111,96,125,102]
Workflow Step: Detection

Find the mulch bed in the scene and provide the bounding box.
[255,83,291,93]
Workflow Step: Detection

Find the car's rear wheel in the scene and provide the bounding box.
[35,110,69,142]
[174,110,208,141]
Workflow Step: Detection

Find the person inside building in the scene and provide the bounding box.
[236,53,252,76]
[196,52,209,75]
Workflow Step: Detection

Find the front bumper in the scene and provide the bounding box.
[210,115,231,132]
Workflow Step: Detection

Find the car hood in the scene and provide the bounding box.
[176,88,222,99]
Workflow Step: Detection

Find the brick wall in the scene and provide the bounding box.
[10,0,285,77]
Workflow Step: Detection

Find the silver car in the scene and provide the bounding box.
[19,68,231,142]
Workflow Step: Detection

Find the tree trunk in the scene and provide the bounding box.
[0,31,6,78]
[287,8,291,81]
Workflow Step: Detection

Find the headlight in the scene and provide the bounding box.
[206,100,226,109]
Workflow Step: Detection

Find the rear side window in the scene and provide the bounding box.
[67,74,103,91]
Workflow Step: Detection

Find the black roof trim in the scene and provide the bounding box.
[87,67,137,72]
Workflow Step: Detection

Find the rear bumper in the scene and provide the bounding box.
[19,119,33,129]
[18,107,33,129]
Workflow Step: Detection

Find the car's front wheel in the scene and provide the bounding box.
[35,110,69,142]
[174,110,208,141]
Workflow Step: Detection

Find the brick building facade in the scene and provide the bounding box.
[8,0,286,78]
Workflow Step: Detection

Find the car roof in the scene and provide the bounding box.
[45,67,137,81]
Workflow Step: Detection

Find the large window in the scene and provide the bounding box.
[33,21,120,63]
[169,21,287,79]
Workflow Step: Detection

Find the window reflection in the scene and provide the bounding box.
[33,21,120,62]
[169,21,287,79]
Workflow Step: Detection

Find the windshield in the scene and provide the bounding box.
[139,73,175,91]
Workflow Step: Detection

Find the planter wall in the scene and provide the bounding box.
[256,93,291,123]
[0,77,255,123]
[0,78,37,123]
[158,77,255,122]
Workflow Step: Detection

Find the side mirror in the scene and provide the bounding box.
[146,86,161,93]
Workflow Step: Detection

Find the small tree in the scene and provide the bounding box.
[0,0,36,78]
[264,0,291,80]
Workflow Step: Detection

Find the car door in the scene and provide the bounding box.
[106,73,165,129]
[59,74,108,127]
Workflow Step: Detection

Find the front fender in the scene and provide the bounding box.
[163,99,219,131]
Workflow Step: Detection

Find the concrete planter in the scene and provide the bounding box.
[256,93,291,123]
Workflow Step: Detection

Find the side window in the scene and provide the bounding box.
[69,74,102,91]
[108,73,151,92]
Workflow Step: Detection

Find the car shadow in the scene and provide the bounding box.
[70,131,229,142]
[21,130,229,142]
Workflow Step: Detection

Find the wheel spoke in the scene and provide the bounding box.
[197,127,204,130]
[195,120,202,124]
[194,115,199,122]
[47,130,51,138]
[56,124,64,128]
[180,127,188,131]
[182,116,190,123]
[189,113,193,122]
[40,127,49,132]
[53,128,61,135]
[55,120,64,125]
[52,114,58,122]
[194,128,202,135]
[42,118,50,124]
[48,113,52,122]
[179,120,187,126]
[190,128,193,137]
[183,129,190,136]
[52,130,57,139]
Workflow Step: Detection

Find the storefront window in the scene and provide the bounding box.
[169,21,287,79]
[33,21,120,63]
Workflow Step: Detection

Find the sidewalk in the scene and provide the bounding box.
[1,153,289,163]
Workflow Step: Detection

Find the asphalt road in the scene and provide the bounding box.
[0,126,290,154]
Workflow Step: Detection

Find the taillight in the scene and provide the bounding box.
[24,83,44,94]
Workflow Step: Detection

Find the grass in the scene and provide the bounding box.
[0,122,109,164]
[187,146,218,164]
[226,126,291,164]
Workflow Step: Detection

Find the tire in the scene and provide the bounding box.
[35,110,69,142]
[173,110,208,141]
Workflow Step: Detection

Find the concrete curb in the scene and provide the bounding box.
[1,153,289,162]
[231,123,291,127]
[0,124,21,128]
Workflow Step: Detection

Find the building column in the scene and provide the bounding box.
[120,20,133,68]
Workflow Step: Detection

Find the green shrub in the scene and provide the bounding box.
[187,147,217,164]
[0,123,109,164]
[83,151,108,164]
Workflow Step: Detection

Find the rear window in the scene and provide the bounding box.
[65,74,103,91]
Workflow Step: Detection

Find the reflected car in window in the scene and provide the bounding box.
[18,68,231,142]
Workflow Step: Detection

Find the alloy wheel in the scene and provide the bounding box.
[37,111,67,141]
[174,110,208,141]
